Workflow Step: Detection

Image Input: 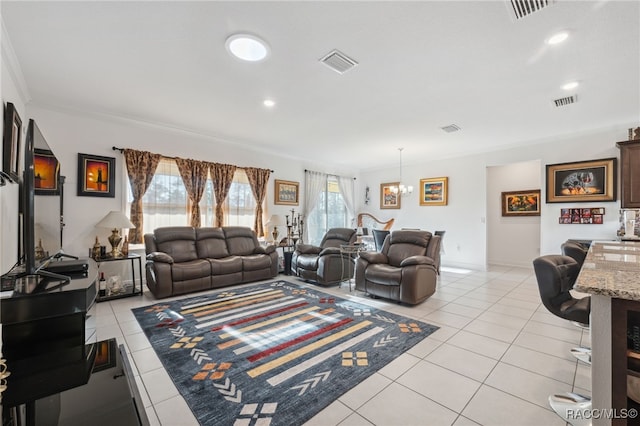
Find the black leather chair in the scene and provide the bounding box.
[291,228,357,285]
[533,255,590,326]
[533,254,592,425]
[371,229,390,252]
[561,241,588,268]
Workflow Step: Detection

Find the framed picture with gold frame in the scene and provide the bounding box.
[419,177,448,206]
[274,179,299,205]
[501,189,541,216]
[546,158,617,203]
[380,182,401,209]
[77,153,115,197]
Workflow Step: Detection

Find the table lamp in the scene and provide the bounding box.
[267,214,284,243]
[96,211,135,258]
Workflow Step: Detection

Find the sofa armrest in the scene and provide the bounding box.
[146,252,174,264]
[319,247,342,256]
[296,244,322,255]
[253,246,267,254]
[400,255,435,268]
[263,245,276,254]
[359,251,388,264]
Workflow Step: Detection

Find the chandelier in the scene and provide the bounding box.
[390,148,413,195]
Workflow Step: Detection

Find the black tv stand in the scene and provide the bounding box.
[49,250,79,261]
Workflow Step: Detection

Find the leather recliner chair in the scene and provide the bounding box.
[355,229,441,305]
[291,228,357,285]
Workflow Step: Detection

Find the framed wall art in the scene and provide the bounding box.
[78,153,116,197]
[501,189,541,217]
[274,179,299,205]
[546,158,617,203]
[3,102,22,179]
[380,182,400,209]
[419,177,448,206]
[34,148,60,195]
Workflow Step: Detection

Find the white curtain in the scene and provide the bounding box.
[303,170,327,243]
[337,175,356,227]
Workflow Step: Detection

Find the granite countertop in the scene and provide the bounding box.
[574,241,640,301]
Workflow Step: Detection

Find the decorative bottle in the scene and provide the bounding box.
[98,272,107,298]
[122,235,129,256]
[93,236,101,260]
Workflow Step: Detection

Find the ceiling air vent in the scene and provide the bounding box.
[441,124,461,133]
[509,0,555,20]
[553,95,577,107]
[320,49,358,74]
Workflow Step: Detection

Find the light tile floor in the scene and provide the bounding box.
[97,265,590,425]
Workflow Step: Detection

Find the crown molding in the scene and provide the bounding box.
[1,18,32,105]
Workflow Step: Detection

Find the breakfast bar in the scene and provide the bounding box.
[574,241,640,426]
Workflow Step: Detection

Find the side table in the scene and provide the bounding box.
[339,244,365,291]
[94,253,143,302]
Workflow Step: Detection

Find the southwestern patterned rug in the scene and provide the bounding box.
[132,280,439,426]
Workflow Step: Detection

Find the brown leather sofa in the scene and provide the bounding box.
[144,226,278,298]
[355,229,441,305]
[291,228,357,285]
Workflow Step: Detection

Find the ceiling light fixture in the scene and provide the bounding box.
[546,31,569,45]
[225,34,270,62]
[562,81,579,90]
[263,99,275,107]
[390,148,413,195]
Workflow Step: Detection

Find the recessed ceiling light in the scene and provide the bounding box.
[547,31,569,45]
[225,34,269,62]
[263,99,275,108]
[562,81,579,90]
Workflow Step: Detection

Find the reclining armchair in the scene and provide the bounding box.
[355,229,441,305]
[291,228,357,285]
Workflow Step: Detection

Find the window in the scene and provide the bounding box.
[126,159,257,235]
[306,177,348,245]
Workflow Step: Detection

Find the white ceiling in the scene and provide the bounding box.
[2,1,639,171]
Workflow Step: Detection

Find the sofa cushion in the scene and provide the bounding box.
[224,227,259,256]
[196,227,230,259]
[243,254,271,271]
[154,227,198,263]
[171,259,211,282]
[386,230,430,267]
[209,256,243,275]
[295,254,319,270]
[364,264,402,286]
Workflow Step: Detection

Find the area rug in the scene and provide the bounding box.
[132,280,439,426]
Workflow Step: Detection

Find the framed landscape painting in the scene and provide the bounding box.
[380,182,400,209]
[546,158,617,203]
[274,179,299,205]
[420,177,448,206]
[77,153,116,197]
[501,189,540,216]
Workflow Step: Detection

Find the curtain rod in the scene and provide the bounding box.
[304,169,356,180]
[112,146,274,172]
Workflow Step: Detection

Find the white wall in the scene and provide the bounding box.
[358,127,629,270]
[23,104,357,261]
[487,160,541,268]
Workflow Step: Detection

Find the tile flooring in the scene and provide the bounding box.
[96,265,591,425]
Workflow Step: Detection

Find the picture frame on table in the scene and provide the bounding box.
[501,189,541,217]
[380,182,401,209]
[34,148,60,195]
[546,158,617,203]
[77,153,116,197]
[3,102,22,179]
[419,177,448,206]
[274,179,299,205]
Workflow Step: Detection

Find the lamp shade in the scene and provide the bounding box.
[96,211,135,229]
[267,214,284,226]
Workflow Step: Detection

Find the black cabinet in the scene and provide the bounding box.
[617,140,640,208]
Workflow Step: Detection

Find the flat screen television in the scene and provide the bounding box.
[19,119,70,283]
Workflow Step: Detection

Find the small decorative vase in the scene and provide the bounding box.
[121,235,129,256]
[93,236,102,260]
